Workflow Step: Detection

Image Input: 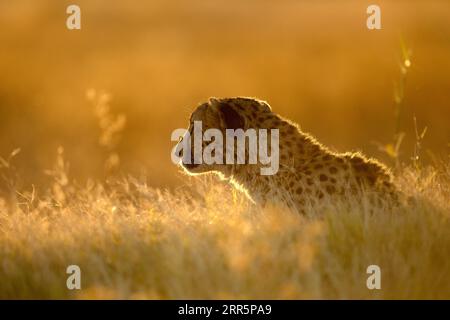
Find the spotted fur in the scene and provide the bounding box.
[178,97,398,213]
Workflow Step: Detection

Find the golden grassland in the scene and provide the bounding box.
[0,150,449,299]
[0,1,449,188]
[0,1,449,300]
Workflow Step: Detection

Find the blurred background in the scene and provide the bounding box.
[0,0,449,190]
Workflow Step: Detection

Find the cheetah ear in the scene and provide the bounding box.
[209,98,245,130]
[259,100,272,112]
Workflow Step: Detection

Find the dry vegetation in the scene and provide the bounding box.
[0,1,449,299]
[0,149,449,299]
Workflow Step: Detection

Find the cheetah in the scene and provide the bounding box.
[177,97,398,212]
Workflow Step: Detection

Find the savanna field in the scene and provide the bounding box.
[1,157,450,299]
[0,1,450,299]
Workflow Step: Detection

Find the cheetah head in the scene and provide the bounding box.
[176,97,272,177]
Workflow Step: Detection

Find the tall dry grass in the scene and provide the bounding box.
[0,0,449,300]
[0,150,449,299]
